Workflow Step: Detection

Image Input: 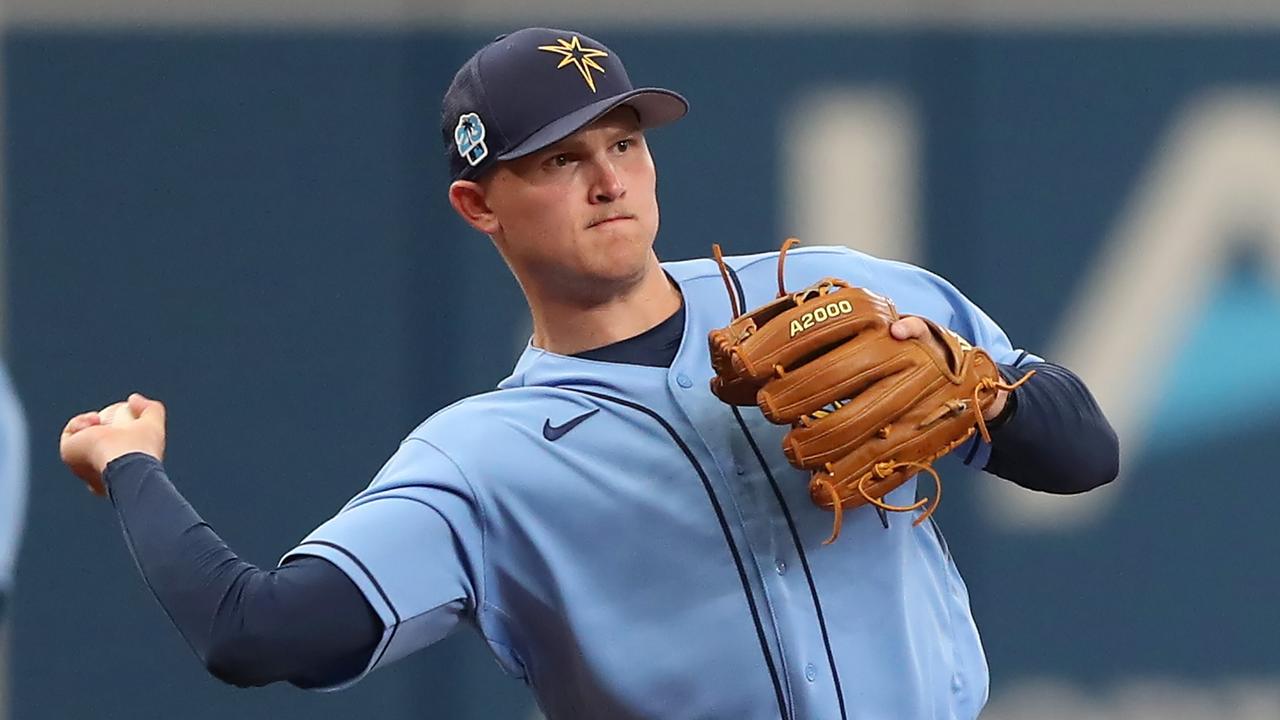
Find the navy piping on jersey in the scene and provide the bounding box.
[961,429,985,466]
[725,260,748,323]
[731,408,850,720]
[725,264,848,720]
[927,517,952,562]
[304,540,402,672]
[561,387,792,720]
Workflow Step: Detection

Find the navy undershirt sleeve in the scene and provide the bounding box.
[983,361,1119,493]
[103,453,382,688]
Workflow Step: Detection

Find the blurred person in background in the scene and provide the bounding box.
[0,360,28,717]
[0,362,26,626]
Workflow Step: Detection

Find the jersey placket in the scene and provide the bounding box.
[667,360,850,720]
[726,404,850,720]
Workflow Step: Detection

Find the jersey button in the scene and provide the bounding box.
[676,373,693,388]
[735,466,746,476]
[804,663,817,682]
[775,560,786,575]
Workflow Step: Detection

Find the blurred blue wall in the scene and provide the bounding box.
[6,28,1280,718]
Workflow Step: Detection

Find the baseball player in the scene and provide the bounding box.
[58,28,1118,719]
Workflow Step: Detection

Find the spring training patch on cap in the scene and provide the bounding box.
[455,112,489,167]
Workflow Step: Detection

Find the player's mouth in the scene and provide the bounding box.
[587,214,634,229]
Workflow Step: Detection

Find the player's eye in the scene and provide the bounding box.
[615,138,634,153]
[549,153,572,168]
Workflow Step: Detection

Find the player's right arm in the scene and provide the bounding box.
[58,395,481,690]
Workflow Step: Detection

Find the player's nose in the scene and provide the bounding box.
[589,158,626,203]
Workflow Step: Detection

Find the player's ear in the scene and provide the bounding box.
[448,180,500,235]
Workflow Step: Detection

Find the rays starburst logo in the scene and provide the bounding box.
[537,36,610,92]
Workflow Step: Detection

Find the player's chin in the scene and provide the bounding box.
[580,241,651,285]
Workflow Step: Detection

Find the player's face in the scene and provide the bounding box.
[482,107,660,298]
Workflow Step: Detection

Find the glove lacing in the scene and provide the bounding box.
[712,237,802,321]
[973,371,1036,443]
[811,370,1035,545]
[711,243,742,319]
[812,461,941,545]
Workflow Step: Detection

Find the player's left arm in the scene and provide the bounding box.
[926,272,1119,494]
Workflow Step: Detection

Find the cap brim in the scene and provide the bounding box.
[497,88,688,161]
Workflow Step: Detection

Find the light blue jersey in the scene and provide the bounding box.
[0,363,28,596]
[285,246,1040,719]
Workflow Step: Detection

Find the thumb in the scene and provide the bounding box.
[129,393,166,424]
[890,316,929,341]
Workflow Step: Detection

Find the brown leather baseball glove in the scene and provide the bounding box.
[708,240,1033,543]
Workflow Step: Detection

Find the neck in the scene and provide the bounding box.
[524,253,682,356]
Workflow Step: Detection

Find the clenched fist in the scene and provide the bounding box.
[60,393,167,496]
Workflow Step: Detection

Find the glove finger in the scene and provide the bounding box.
[782,360,948,468]
[758,333,915,423]
[731,287,896,382]
[710,293,802,362]
[809,464,918,512]
[805,344,999,474]
[710,374,761,406]
[831,425,968,492]
[709,326,740,377]
[709,293,802,388]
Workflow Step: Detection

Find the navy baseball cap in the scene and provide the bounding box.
[442,27,689,182]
